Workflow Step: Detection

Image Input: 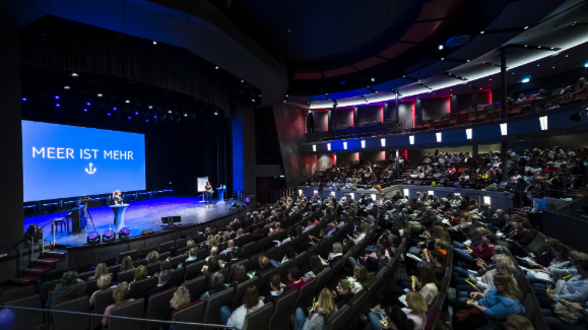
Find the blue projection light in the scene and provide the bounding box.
[22,121,146,202]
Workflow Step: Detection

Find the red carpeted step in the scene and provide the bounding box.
[22,266,53,279]
[44,250,67,260]
[34,258,62,269]
[8,276,39,285]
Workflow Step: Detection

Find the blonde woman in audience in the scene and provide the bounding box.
[133,265,148,283]
[89,274,114,307]
[88,262,109,281]
[404,291,428,330]
[161,286,192,323]
[294,288,337,330]
[120,256,134,272]
[146,251,159,264]
[102,282,134,326]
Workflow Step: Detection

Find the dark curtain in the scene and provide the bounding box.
[20,16,230,111]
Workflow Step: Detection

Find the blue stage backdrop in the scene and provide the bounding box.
[22,120,146,202]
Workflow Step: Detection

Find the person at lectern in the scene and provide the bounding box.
[112,190,123,205]
[204,181,213,207]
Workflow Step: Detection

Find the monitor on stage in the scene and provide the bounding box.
[22,120,146,202]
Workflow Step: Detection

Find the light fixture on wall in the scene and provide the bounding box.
[380,138,386,147]
[539,116,548,130]
[361,140,366,148]
[428,191,434,196]
[483,196,491,206]
[327,143,331,151]
[403,189,409,197]
[313,145,316,152]
[436,133,442,142]
[466,128,472,139]
[409,136,415,145]
[343,141,348,150]
[500,123,507,136]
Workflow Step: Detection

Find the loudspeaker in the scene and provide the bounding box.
[142,228,154,235]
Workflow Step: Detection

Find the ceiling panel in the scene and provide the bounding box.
[292,72,323,80]
[378,43,416,60]
[417,0,467,20]
[48,0,125,33]
[410,60,465,79]
[353,57,387,71]
[323,66,358,78]
[400,20,443,43]
[124,0,190,47]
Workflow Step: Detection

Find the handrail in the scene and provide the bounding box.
[0,304,235,329]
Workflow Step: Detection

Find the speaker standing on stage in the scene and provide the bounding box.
[204,181,213,207]
[112,190,123,205]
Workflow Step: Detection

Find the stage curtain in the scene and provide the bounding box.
[19,17,230,111]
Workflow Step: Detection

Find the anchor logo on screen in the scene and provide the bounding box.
[85,163,97,174]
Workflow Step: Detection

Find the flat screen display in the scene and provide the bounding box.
[22,120,146,202]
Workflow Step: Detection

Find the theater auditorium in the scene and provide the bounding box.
[1,0,588,329]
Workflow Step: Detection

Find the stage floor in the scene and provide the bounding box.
[24,197,235,247]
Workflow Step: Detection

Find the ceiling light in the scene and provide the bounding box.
[438,45,444,50]
[214,112,218,115]
[184,113,187,117]
[241,80,244,83]
[252,99,255,102]
[97,93,103,97]
[537,64,540,66]
[553,67,555,69]
[148,105,153,109]
[63,86,70,90]
[113,107,117,110]
[125,100,130,103]
[107,113,111,116]
[71,73,78,77]
[168,110,172,113]
[524,26,529,30]
[550,47,554,50]
[538,46,541,49]
[441,58,444,60]
[524,45,528,47]
[54,96,60,100]
[584,63,588,68]
[522,78,530,83]
[467,59,470,62]
[480,31,485,34]
[566,55,569,57]
[135,112,139,115]
[153,41,157,45]
[371,78,375,82]
[285,94,289,97]
[21,98,27,101]
[86,102,91,106]
[215,66,219,69]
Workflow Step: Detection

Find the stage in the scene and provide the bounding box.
[24,197,238,248]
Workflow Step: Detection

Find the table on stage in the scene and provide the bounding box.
[216,187,226,204]
[109,204,129,232]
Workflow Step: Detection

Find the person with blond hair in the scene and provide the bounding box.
[88,262,109,281]
[294,288,337,330]
[452,274,524,330]
[403,291,428,330]
[102,282,134,326]
[120,256,134,272]
[221,285,264,329]
[146,251,159,264]
[254,255,273,278]
[161,286,192,324]
[505,315,534,330]
[133,265,148,283]
[89,274,114,307]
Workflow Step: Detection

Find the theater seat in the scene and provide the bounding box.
[244,301,274,330]
[171,300,205,330]
[109,298,145,330]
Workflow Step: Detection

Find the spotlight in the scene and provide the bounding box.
[371,77,375,82]
[146,120,149,122]
[522,78,530,83]
[102,228,115,242]
[22,98,27,101]
[135,112,139,115]
[524,26,529,29]
[214,112,218,115]
[113,107,117,111]
[148,105,153,109]
[64,86,70,90]
[97,93,103,97]
[128,116,131,119]
[54,96,60,100]
[438,44,444,50]
[87,102,91,106]
[154,115,157,118]
[252,99,255,102]
[84,109,88,112]
[153,41,157,45]
[87,230,100,244]
[215,66,219,69]
[125,100,130,103]
[119,227,130,239]
[71,73,78,77]
[55,104,60,107]
[107,113,111,116]
[168,110,172,113]
[184,113,187,117]
[241,80,244,83]
[480,31,485,34]
[585,63,588,68]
